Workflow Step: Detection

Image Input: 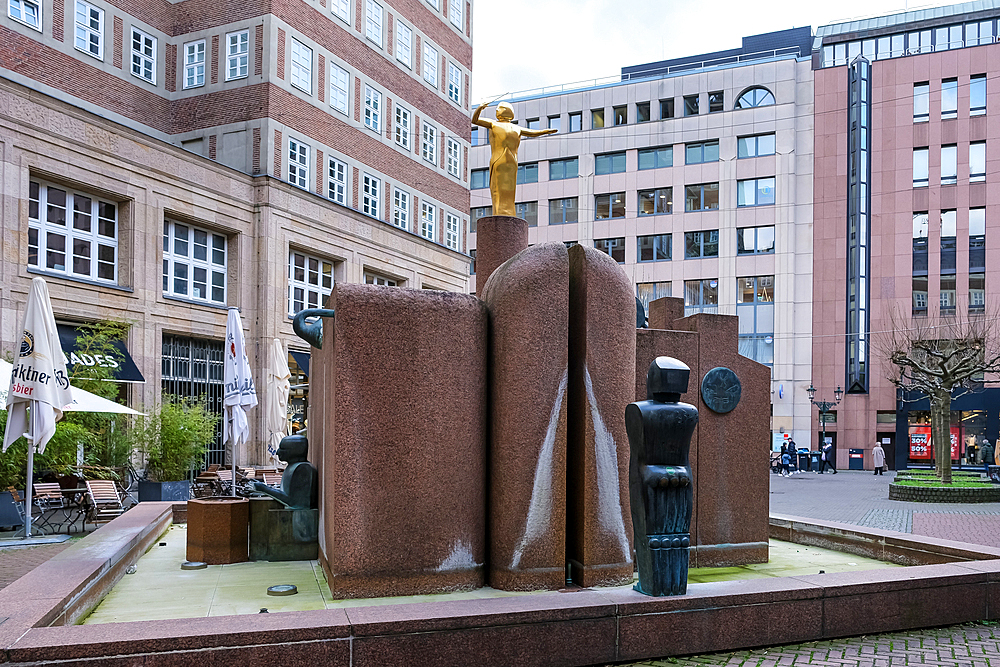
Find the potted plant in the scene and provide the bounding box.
[133,399,218,502]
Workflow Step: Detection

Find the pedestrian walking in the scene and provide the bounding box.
[818,442,837,474]
[780,445,791,477]
[872,441,885,475]
[982,439,994,478]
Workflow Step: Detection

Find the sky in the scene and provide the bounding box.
[469,0,963,102]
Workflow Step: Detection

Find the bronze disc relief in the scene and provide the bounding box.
[700,367,741,414]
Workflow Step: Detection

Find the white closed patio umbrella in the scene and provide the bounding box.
[223,307,257,495]
[2,278,75,538]
[265,338,291,467]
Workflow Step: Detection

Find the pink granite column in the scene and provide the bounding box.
[566,245,636,587]
[476,215,528,288]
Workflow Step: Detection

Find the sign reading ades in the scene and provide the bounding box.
[57,324,145,383]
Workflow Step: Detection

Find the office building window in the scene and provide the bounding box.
[683,94,699,116]
[331,0,349,23]
[595,237,625,263]
[737,226,775,255]
[966,20,994,45]
[942,78,958,119]
[183,40,205,89]
[970,142,986,182]
[708,91,724,113]
[288,252,333,316]
[912,211,928,316]
[517,162,538,184]
[448,0,462,26]
[362,173,380,218]
[591,108,605,129]
[469,249,475,275]
[365,272,397,286]
[162,220,226,304]
[595,151,626,175]
[638,234,670,262]
[913,148,929,187]
[548,115,561,131]
[27,181,118,282]
[913,82,929,122]
[549,197,578,225]
[471,168,488,189]
[226,30,249,80]
[636,102,650,122]
[290,39,312,93]
[684,183,719,211]
[736,177,775,207]
[941,144,957,185]
[660,98,674,119]
[684,230,719,258]
[515,201,537,227]
[970,273,986,314]
[735,87,774,108]
[421,123,437,163]
[638,146,672,170]
[737,134,775,158]
[446,138,460,177]
[420,202,435,240]
[470,126,483,146]
[365,0,382,45]
[448,63,461,103]
[970,208,986,313]
[394,104,410,149]
[129,27,156,83]
[971,75,986,116]
[684,279,718,314]
[569,112,582,132]
[395,21,412,67]
[364,85,381,132]
[288,139,309,189]
[445,212,460,250]
[613,105,627,125]
[9,0,40,29]
[470,206,491,232]
[392,188,409,230]
[74,0,103,58]
[637,281,671,313]
[525,119,539,130]
[595,192,625,220]
[941,209,957,313]
[638,187,671,215]
[423,43,438,86]
[549,157,578,180]
[737,275,774,364]
[327,157,347,205]
[685,140,719,164]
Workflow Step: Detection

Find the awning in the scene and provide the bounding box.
[57,324,145,383]
[289,350,310,378]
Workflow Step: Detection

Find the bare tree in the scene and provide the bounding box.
[878,306,1000,483]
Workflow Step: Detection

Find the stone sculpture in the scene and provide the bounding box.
[253,434,318,510]
[626,357,698,596]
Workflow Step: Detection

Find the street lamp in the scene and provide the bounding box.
[807,384,844,469]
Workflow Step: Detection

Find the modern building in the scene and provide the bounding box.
[0,0,473,464]
[812,0,1000,471]
[468,28,816,448]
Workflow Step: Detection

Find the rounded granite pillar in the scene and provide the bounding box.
[476,215,528,288]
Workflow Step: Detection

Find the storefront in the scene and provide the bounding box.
[896,388,1000,470]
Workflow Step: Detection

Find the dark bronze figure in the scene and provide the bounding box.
[626,357,698,596]
[253,434,318,510]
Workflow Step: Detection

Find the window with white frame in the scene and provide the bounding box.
[425,0,438,9]
[162,220,227,304]
[448,0,461,28]
[74,0,103,59]
[327,157,347,205]
[329,63,349,114]
[130,27,155,83]
[365,0,382,45]
[421,123,437,164]
[364,85,381,132]
[971,142,986,182]
[226,30,249,80]
[423,43,438,86]
[395,21,411,67]
[420,202,436,241]
[183,40,205,88]
[8,0,41,30]
[394,104,410,150]
[362,173,380,218]
[447,63,461,103]
[446,138,460,177]
[445,212,460,250]
[28,180,118,282]
[365,272,396,286]
[290,39,312,93]
[392,188,409,230]
[331,0,349,24]
[288,139,309,189]
[288,251,333,316]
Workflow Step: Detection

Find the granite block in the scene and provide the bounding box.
[646,296,685,330]
[480,243,570,591]
[566,244,636,587]
[475,215,528,287]
[313,285,488,599]
[186,498,249,564]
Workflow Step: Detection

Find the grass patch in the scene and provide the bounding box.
[894,477,993,488]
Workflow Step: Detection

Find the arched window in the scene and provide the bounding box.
[735,87,775,109]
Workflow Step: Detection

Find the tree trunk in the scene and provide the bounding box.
[929,391,953,484]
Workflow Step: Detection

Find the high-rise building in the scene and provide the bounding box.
[468,28,816,447]
[0,0,473,464]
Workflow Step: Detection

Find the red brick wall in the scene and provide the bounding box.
[113,17,123,69]
[274,129,283,177]
[254,24,263,76]
[317,54,325,102]
[52,1,63,41]
[210,34,219,84]
[351,166,359,208]
[252,126,261,174]
[316,148,324,192]
[165,43,176,92]
[276,28,285,80]
[353,76,360,122]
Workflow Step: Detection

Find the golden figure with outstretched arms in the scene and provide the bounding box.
[472,101,557,216]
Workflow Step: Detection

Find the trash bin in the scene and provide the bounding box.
[849,448,864,470]
[810,452,820,470]
[797,452,811,472]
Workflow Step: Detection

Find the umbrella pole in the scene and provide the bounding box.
[24,437,34,538]
[231,435,237,499]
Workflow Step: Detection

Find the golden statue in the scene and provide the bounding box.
[472,102,557,216]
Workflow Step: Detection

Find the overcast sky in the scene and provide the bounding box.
[470,0,961,102]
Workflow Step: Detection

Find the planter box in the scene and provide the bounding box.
[138,480,190,502]
[187,498,249,564]
[889,482,1000,503]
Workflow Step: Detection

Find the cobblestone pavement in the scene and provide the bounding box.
[0,540,75,589]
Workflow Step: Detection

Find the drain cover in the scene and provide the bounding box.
[267,585,298,596]
[181,561,207,570]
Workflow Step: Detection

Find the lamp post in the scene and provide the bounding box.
[807,384,844,470]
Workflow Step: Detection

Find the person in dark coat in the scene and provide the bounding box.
[818,442,836,474]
